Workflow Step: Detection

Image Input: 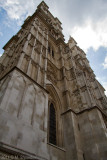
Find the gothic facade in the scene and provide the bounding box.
[0,1,107,160]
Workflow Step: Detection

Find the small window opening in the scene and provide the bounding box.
[52,50,54,57]
[49,103,56,145]
[83,153,85,160]
[48,46,50,53]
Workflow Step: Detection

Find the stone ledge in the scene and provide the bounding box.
[47,143,66,152]
[0,142,47,160]
[0,66,49,94]
[61,106,107,117]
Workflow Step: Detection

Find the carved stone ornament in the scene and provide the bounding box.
[34,41,41,52]
[81,86,87,92]
[24,54,30,61]
[39,23,44,31]
[65,46,70,54]
[89,74,95,82]
[0,64,4,72]
[50,28,55,37]
[47,63,57,84]
[72,90,82,110]
[35,18,40,25]
[70,68,76,79]
[46,17,52,25]
[73,89,80,96]
[100,98,107,109]
[31,59,37,67]
[76,69,83,77]
[74,54,81,60]
[7,48,14,57]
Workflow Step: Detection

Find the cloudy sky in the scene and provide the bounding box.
[0,0,107,95]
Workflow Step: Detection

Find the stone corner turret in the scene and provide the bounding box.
[68,36,77,49]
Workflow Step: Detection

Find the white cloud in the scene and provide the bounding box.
[0,0,107,52]
[70,18,107,52]
[48,0,107,52]
[0,0,39,24]
[0,53,2,57]
[102,55,107,69]
[0,0,107,95]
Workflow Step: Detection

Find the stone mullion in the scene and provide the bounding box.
[17,35,30,68]
[31,94,37,126]
[60,45,70,109]
[71,51,95,108]
[83,74,96,106]
[36,30,44,83]
[70,52,84,107]
[70,51,92,108]
[74,68,90,108]
[78,72,91,107]
[17,33,31,69]
[17,84,27,118]
[30,24,37,59]
[17,52,25,69]
[80,70,96,107]
[43,30,48,88]
[27,23,39,76]
[23,33,32,53]
[95,80,105,100]
[15,38,25,67]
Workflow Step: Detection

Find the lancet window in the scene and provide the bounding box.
[49,103,56,145]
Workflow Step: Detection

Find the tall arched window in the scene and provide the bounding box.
[49,103,56,145]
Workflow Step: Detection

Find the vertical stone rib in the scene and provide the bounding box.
[27,21,39,76]
[31,93,37,126]
[17,84,27,118]
[36,29,44,83]
[60,45,70,109]
[43,30,48,88]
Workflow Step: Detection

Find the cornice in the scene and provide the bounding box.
[0,142,47,160]
[3,35,19,50]
[0,66,49,94]
[61,106,107,117]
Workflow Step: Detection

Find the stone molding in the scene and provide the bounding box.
[0,66,49,94]
[61,105,107,117]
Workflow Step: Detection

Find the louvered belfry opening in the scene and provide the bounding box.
[49,103,56,145]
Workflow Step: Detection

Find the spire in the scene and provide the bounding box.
[68,36,77,49]
[37,1,49,12]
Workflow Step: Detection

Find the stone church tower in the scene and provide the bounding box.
[0,1,107,160]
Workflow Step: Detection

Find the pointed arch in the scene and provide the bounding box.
[46,84,64,147]
[46,84,62,111]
